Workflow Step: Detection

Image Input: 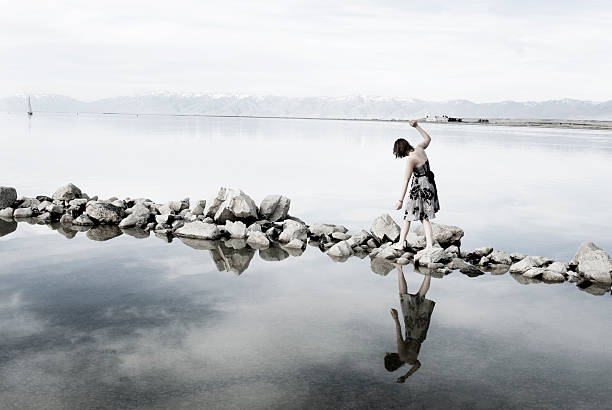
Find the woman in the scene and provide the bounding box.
[391,120,439,250]
[385,264,435,383]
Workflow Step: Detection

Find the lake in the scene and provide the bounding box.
[1,113,611,409]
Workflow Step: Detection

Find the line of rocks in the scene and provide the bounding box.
[1,184,611,295]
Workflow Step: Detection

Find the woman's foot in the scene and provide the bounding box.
[391,240,406,251]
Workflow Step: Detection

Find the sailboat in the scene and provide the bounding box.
[27,96,33,116]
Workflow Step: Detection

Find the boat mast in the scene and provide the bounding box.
[27,96,33,116]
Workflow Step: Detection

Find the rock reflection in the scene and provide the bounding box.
[385,264,435,383]
[86,225,123,241]
[0,217,17,237]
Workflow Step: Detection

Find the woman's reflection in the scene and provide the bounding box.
[385,264,435,383]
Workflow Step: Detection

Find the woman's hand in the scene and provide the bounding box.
[390,308,399,319]
[409,120,418,128]
[395,200,403,210]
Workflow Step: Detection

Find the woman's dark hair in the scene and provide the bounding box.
[393,138,414,158]
[384,353,404,372]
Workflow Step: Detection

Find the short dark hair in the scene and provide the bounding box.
[393,138,414,158]
[384,353,404,372]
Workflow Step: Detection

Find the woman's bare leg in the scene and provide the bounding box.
[417,274,431,297]
[397,265,408,294]
[392,219,411,250]
[421,218,434,249]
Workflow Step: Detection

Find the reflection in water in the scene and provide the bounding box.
[386,264,435,383]
[0,217,17,237]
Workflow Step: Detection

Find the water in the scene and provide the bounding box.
[1,113,611,409]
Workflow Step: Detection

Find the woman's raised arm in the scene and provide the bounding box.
[410,120,431,149]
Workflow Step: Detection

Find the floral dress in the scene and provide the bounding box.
[404,160,440,221]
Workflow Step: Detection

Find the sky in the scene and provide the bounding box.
[1,0,611,102]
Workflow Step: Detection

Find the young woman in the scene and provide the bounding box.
[391,120,440,250]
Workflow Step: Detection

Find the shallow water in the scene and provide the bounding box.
[1,113,611,409]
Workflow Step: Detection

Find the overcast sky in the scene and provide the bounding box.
[2,0,611,102]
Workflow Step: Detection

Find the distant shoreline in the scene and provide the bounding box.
[5,110,612,130]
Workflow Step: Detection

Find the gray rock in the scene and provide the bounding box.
[370,257,395,276]
[351,230,371,246]
[37,201,52,212]
[327,240,354,258]
[259,194,291,222]
[448,258,471,270]
[0,187,17,209]
[247,222,262,233]
[207,188,258,223]
[370,214,400,243]
[510,252,527,262]
[85,202,125,224]
[59,213,73,225]
[542,270,565,282]
[224,238,248,250]
[155,214,174,225]
[488,250,512,265]
[46,204,64,214]
[87,224,122,241]
[37,212,52,222]
[283,238,304,249]
[414,247,452,268]
[0,218,17,237]
[259,244,289,261]
[225,220,248,239]
[460,265,485,277]
[366,238,378,248]
[0,207,14,218]
[570,242,612,284]
[510,272,540,285]
[246,231,270,249]
[523,267,545,278]
[331,232,351,241]
[308,223,348,237]
[445,245,460,255]
[489,264,510,275]
[546,262,568,275]
[509,256,549,274]
[111,200,126,209]
[175,221,221,240]
[478,256,490,266]
[119,205,151,228]
[191,200,206,216]
[278,220,308,243]
[52,183,82,201]
[16,197,39,209]
[377,245,403,260]
[415,223,464,247]
[405,232,427,250]
[121,227,150,239]
[465,247,494,260]
[73,214,94,226]
[396,257,410,265]
[13,207,33,218]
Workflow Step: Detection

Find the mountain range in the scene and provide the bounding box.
[2,93,612,120]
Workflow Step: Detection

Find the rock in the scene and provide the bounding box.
[73,214,94,226]
[0,187,17,209]
[460,265,485,277]
[278,220,308,243]
[52,183,82,201]
[13,208,33,218]
[570,242,612,285]
[308,223,348,238]
[206,188,258,223]
[259,194,291,222]
[284,238,304,249]
[159,204,173,215]
[509,256,549,274]
[119,205,151,228]
[510,273,540,285]
[414,247,452,268]
[366,238,378,248]
[465,247,493,261]
[121,227,150,239]
[175,221,221,240]
[259,245,289,261]
[0,207,14,218]
[191,200,206,216]
[445,245,459,255]
[542,270,565,282]
[86,225,122,241]
[225,220,247,239]
[370,214,401,243]
[85,202,125,224]
[0,218,17,237]
[37,212,52,222]
[370,257,395,276]
[46,204,64,214]
[155,214,174,225]
[247,222,262,233]
[246,231,270,249]
[351,230,371,246]
[523,267,545,278]
[111,200,126,209]
[488,250,512,265]
[377,245,403,260]
[546,262,568,275]
[331,232,351,241]
[397,257,410,265]
[577,281,610,296]
[37,201,52,212]
[489,264,510,275]
[327,240,354,258]
[510,252,527,262]
[224,238,248,250]
[405,232,427,250]
[415,223,464,247]
[478,256,490,266]
[448,258,471,270]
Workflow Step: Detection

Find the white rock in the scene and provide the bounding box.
[327,240,354,257]
[546,262,567,275]
[225,220,247,238]
[284,238,304,249]
[331,232,351,241]
[246,231,270,248]
[118,205,150,228]
[509,256,549,274]
[447,258,471,270]
[13,208,33,218]
[542,270,565,282]
[259,194,291,222]
[510,252,527,262]
[523,267,545,278]
[415,223,464,247]
[378,246,403,260]
[174,221,221,240]
[52,183,82,201]
[86,202,125,224]
[370,214,400,243]
[415,247,451,268]
[570,242,612,284]
[278,219,308,243]
[0,207,14,218]
[308,223,348,237]
[351,230,371,246]
[488,250,512,265]
[73,214,94,226]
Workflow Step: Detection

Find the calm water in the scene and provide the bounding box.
[1,113,611,409]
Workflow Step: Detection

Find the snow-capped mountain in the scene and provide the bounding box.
[2,93,612,120]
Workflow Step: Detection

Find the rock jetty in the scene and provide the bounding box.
[1,184,611,295]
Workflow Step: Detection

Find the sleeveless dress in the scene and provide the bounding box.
[404,159,440,221]
[400,292,436,357]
